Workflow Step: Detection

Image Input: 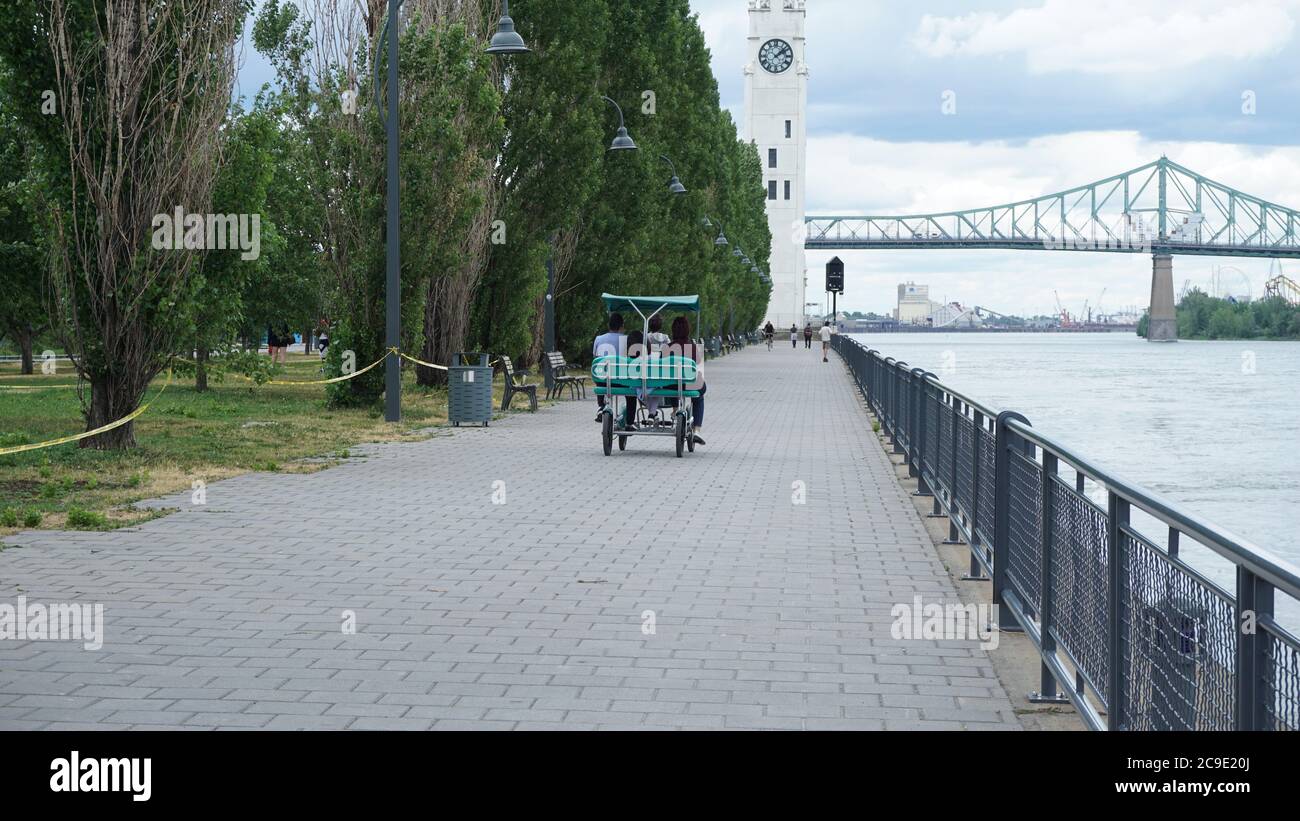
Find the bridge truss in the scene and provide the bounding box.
[805,158,1300,258]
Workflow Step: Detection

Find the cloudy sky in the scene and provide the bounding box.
[238,1,1300,316]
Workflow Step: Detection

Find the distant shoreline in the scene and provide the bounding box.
[844,325,1138,334]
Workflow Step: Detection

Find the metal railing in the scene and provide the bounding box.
[832,334,1300,731]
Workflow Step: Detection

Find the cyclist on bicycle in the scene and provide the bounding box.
[763,321,775,349]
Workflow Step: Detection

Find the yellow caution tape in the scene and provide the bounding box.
[396,351,502,371]
[0,383,81,391]
[225,349,392,385]
[0,370,172,456]
[395,350,447,371]
[1,347,506,455]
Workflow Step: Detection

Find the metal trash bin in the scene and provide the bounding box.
[1141,595,1211,731]
[448,352,493,427]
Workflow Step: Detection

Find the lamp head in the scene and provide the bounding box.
[609,126,637,152]
[486,2,529,55]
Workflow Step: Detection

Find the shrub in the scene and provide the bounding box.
[65,507,107,530]
[23,509,41,528]
[0,508,17,528]
[0,432,30,448]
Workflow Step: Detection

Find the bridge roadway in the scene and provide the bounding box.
[0,343,1019,730]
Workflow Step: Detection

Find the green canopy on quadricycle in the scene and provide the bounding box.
[600,293,700,317]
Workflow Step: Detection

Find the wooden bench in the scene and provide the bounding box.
[498,355,538,411]
[544,351,587,400]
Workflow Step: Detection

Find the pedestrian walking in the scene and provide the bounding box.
[273,321,292,364]
[819,321,832,362]
[803,323,812,348]
[316,318,331,360]
[790,324,798,348]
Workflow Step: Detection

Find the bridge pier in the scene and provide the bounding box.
[1148,253,1178,342]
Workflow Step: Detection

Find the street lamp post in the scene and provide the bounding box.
[603,97,637,151]
[660,156,687,195]
[544,233,557,386]
[383,0,401,422]
[379,0,528,423]
[542,97,640,384]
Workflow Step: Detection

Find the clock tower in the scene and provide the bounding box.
[743,0,808,331]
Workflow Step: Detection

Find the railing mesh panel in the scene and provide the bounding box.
[955,414,975,520]
[896,371,911,450]
[1121,531,1236,731]
[1262,626,1300,731]
[924,390,940,476]
[1007,449,1043,613]
[976,431,996,544]
[938,400,955,498]
[1049,479,1110,698]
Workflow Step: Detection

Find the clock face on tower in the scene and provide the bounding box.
[758,38,794,74]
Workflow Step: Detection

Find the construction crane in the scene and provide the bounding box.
[1054,290,1072,327]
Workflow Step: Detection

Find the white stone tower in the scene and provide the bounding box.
[743,0,808,330]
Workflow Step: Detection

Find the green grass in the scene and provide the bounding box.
[0,353,541,534]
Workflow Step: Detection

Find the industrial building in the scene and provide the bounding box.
[896,282,937,324]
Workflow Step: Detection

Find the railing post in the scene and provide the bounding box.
[1236,568,1275,730]
[1030,452,1069,703]
[993,411,1030,632]
[889,360,904,455]
[964,409,988,581]
[943,395,964,544]
[864,349,876,408]
[911,368,931,493]
[1106,490,1131,730]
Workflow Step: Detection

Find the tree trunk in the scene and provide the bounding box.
[525,290,546,369]
[18,327,34,375]
[195,347,209,392]
[303,324,313,354]
[416,283,447,387]
[81,372,150,449]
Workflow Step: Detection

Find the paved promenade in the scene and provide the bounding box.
[0,342,1019,730]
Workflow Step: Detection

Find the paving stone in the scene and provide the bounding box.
[0,345,1019,730]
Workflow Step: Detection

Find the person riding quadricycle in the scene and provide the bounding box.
[591,294,707,458]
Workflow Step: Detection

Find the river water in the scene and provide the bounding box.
[847,331,1300,622]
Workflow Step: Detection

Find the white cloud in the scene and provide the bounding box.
[913,0,1299,74]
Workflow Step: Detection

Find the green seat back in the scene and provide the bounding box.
[591,355,698,387]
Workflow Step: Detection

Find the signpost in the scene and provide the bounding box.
[825,257,844,327]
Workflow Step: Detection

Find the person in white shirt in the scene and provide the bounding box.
[593,313,627,422]
[819,321,832,362]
